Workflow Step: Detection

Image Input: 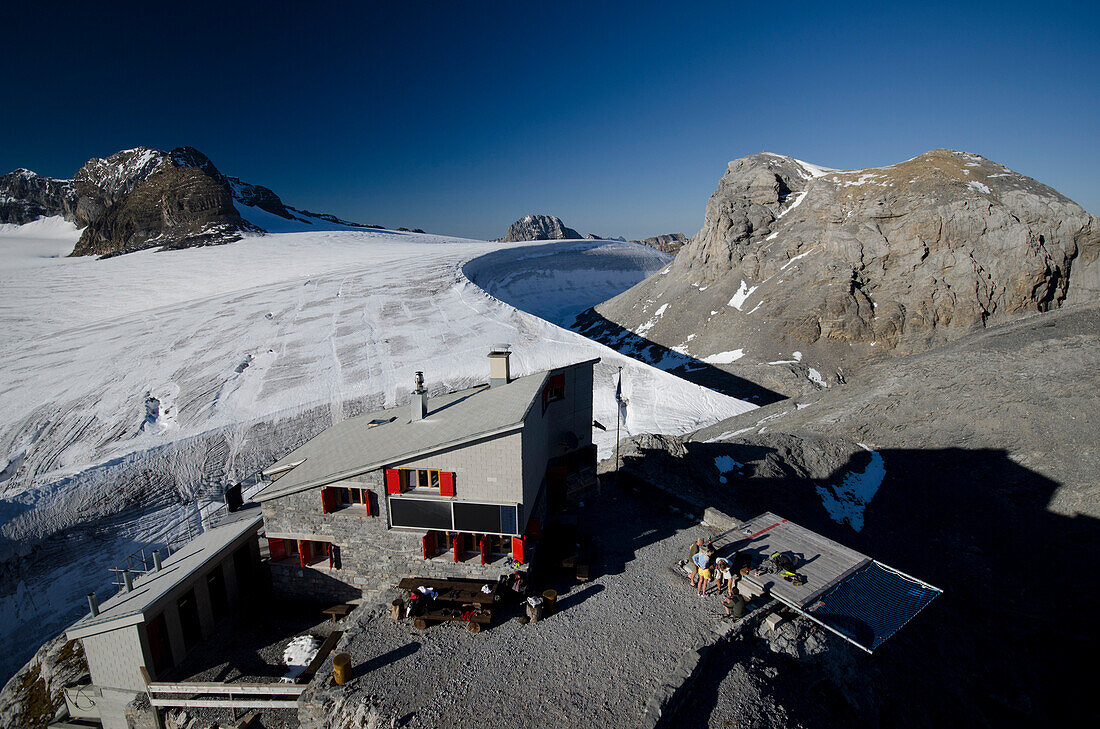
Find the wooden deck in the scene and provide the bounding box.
[723,513,871,608]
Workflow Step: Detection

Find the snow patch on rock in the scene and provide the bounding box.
[815,445,885,531]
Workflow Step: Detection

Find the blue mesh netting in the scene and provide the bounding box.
[804,561,941,651]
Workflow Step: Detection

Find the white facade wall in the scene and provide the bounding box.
[393,430,524,504]
[82,628,146,692]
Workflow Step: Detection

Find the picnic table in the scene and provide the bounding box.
[397,577,500,605]
[398,577,499,632]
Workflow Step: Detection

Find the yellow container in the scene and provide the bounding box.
[542,589,557,614]
[333,652,351,684]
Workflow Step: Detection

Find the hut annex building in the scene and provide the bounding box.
[255,350,598,602]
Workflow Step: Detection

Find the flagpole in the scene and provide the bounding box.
[614,367,622,485]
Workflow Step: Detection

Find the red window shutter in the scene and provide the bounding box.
[327,543,334,569]
[453,533,461,563]
[511,536,525,564]
[480,535,488,566]
[299,541,311,568]
[363,489,373,517]
[440,471,455,497]
[422,532,433,560]
[268,537,286,561]
[321,488,335,514]
[550,373,564,390]
[527,517,541,540]
[385,469,401,494]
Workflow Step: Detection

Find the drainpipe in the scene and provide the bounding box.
[153,549,163,572]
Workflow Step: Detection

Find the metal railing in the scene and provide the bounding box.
[105,474,269,594]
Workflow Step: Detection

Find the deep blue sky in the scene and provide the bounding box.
[2,1,1097,240]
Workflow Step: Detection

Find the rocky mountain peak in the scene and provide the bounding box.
[588,149,1099,392]
[2,145,389,257]
[500,214,582,242]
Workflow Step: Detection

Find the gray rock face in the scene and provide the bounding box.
[593,150,1099,384]
[2,145,385,256]
[500,214,582,242]
[0,169,77,224]
[72,147,173,225]
[0,633,86,729]
[72,165,260,256]
[635,232,687,254]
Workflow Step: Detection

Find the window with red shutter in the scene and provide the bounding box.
[385,469,401,494]
[511,536,525,564]
[440,471,455,497]
[268,537,286,561]
[321,488,335,514]
[364,490,374,517]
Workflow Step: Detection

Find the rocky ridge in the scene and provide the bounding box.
[588,150,1099,391]
[0,146,386,257]
[498,213,582,242]
[633,232,687,254]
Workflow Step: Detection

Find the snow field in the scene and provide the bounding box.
[0,221,755,683]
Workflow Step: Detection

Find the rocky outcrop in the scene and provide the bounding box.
[72,165,260,256]
[634,232,686,254]
[0,170,77,224]
[0,633,86,729]
[2,145,399,256]
[591,150,1099,385]
[500,214,582,242]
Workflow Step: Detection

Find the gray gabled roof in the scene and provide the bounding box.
[255,368,559,502]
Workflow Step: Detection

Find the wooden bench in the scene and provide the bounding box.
[296,630,343,684]
[413,606,491,633]
[322,603,353,622]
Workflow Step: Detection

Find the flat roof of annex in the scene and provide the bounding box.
[67,509,263,640]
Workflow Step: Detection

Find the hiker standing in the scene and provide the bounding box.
[714,557,733,595]
[687,537,705,588]
[692,548,712,596]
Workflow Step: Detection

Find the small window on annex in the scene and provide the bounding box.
[334,487,367,507]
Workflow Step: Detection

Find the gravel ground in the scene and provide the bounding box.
[303,481,749,728]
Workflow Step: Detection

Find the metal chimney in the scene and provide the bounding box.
[488,345,511,387]
[153,549,163,572]
[411,371,428,420]
[87,592,99,617]
[123,571,134,593]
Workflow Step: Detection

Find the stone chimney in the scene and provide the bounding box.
[411,371,427,420]
[488,345,511,387]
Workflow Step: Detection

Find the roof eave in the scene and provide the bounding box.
[254,421,526,503]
